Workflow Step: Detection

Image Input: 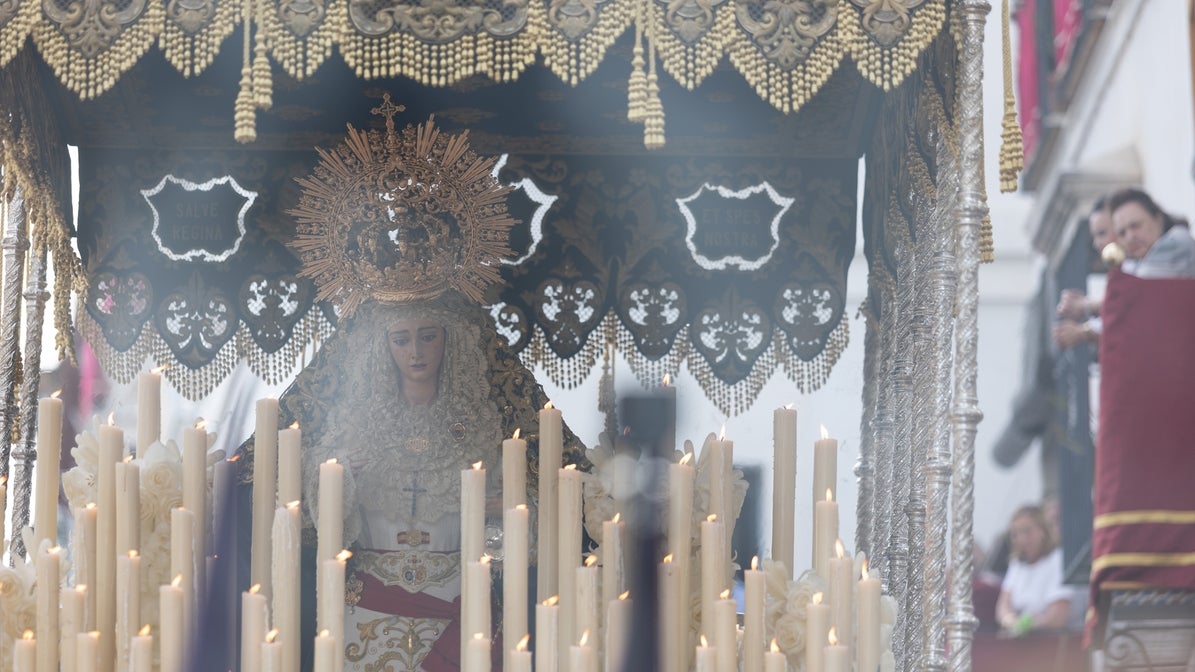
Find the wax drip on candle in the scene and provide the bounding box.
[585,554,598,568]
[336,550,353,562]
[516,634,530,652]
[512,428,521,439]
[266,629,279,644]
[249,583,261,595]
[828,627,839,646]
[579,630,590,647]
[813,592,824,605]
[619,590,630,600]
[770,639,780,654]
[544,595,559,607]
[138,625,151,637]
[835,539,845,559]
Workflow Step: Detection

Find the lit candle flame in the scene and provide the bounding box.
[107,412,115,426]
[325,458,338,465]
[663,554,674,564]
[0,475,5,486]
[770,638,780,653]
[785,402,794,410]
[472,461,483,470]
[679,451,693,466]
[249,583,261,594]
[478,554,492,565]
[564,464,577,471]
[48,546,60,554]
[662,374,671,387]
[22,630,33,640]
[720,589,730,600]
[579,631,590,647]
[86,502,96,510]
[544,596,559,607]
[707,514,718,523]
[516,504,527,511]
[512,428,521,440]
[700,635,709,648]
[336,550,353,562]
[266,629,279,644]
[516,634,530,652]
[76,584,87,593]
[719,423,726,441]
[51,389,62,400]
[152,365,168,374]
[862,560,870,580]
[828,627,839,646]
[619,590,630,601]
[139,625,151,637]
[128,550,138,559]
[289,421,300,430]
[812,592,823,605]
[825,489,833,503]
[319,629,330,638]
[123,454,133,463]
[835,538,845,559]
[544,401,554,410]
[195,419,206,430]
[171,574,182,588]
[228,454,241,463]
[820,424,829,440]
[287,500,300,510]
[585,554,598,567]
[612,512,621,524]
[751,556,759,571]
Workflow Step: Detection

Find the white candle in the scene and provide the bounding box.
[272,502,301,672]
[503,505,529,672]
[262,630,282,672]
[61,584,85,672]
[116,551,141,672]
[77,631,99,672]
[537,403,562,601]
[130,626,152,672]
[813,489,838,581]
[114,459,140,556]
[170,507,195,658]
[14,631,35,672]
[97,420,123,672]
[569,632,595,672]
[182,422,208,600]
[744,556,765,672]
[317,459,344,564]
[314,629,337,672]
[805,593,829,672]
[34,394,63,549]
[317,550,350,662]
[72,505,98,629]
[605,592,631,672]
[159,576,184,672]
[557,464,582,664]
[658,556,682,672]
[35,545,60,672]
[535,597,559,672]
[136,369,161,456]
[277,423,301,505]
[241,584,268,672]
[575,555,598,655]
[829,540,854,650]
[812,425,837,519]
[461,462,486,570]
[511,634,532,672]
[714,590,736,672]
[706,437,726,526]
[699,515,724,640]
[503,429,528,512]
[825,627,850,672]
[251,398,279,597]
[466,632,492,672]
[464,556,493,656]
[858,561,882,672]
[601,515,624,612]
[667,452,694,563]
[695,636,715,672]
[771,405,797,577]
[765,639,786,672]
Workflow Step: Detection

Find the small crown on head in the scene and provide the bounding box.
[289,95,515,316]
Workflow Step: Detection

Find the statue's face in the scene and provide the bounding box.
[387,319,446,387]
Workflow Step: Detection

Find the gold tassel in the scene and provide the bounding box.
[252,0,273,111]
[626,2,647,123]
[980,211,995,263]
[643,24,665,149]
[234,0,256,143]
[998,0,1023,193]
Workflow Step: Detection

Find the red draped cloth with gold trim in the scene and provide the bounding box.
[1089,269,1195,639]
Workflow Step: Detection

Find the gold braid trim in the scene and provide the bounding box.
[159,0,241,77]
[540,0,638,86]
[841,0,947,93]
[998,0,1023,193]
[0,0,37,70]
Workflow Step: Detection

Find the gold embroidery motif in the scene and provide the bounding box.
[357,549,460,593]
[346,614,448,670]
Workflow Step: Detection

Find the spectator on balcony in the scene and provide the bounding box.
[1054,198,1114,349]
[1109,187,1195,278]
[996,504,1075,636]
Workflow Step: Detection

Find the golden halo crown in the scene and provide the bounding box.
[289,94,515,317]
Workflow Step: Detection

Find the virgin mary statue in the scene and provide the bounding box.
[236,96,588,671]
